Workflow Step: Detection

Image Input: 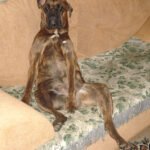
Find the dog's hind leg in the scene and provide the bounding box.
[79,83,127,146]
[35,82,67,131]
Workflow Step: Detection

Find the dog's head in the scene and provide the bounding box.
[37,0,73,30]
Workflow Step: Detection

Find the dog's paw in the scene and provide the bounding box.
[53,122,63,131]
[21,96,30,104]
[119,142,138,150]
[66,102,77,113]
[53,116,67,131]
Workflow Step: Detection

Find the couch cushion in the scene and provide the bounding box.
[0,90,55,150]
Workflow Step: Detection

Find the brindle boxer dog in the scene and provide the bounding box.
[22,0,128,147]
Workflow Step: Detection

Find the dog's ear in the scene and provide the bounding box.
[62,0,73,17]
[37,0,46,8]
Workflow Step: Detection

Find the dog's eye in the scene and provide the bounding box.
[56,4,61,9]
[44,4,50,13]
[56,4,64,12]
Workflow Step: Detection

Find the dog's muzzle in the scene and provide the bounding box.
[44,4,63,29]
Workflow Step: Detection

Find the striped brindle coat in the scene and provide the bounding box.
[22,0,129,148]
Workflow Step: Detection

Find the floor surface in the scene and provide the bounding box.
[132,126,150,141]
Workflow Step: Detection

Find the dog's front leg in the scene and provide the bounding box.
[61,39,76,112]
[22,53,39,104]
[22,32,49,104]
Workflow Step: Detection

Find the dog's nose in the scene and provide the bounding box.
[50,17,57,26]
[51,19,55,25]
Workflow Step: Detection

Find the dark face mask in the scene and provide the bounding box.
[43,4,64,29]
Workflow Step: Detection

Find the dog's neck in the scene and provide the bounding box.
[50,29,59,39]
[42,28,69,42]
[43,27,68,34]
